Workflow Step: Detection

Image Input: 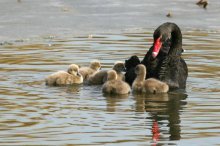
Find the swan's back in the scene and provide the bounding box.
[88,70,108,85]
[45,64,83,86]
[79,60,101,80]
[102,70,130,94]
[55,72,83,85]
[143,78,169,93]
[45,71,66,86]
[88,61,125,85]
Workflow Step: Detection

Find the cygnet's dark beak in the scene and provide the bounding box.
[77,72,81,77]
[122,66,126,72]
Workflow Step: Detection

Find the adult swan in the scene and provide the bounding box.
[125,22,188,90]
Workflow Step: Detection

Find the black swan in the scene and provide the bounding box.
[125,22,188,89]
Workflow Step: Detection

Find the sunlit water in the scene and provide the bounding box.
[0,30,220,145]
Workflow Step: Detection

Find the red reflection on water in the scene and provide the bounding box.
[152,120,160,146]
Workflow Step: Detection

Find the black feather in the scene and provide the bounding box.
[124,22,188,89]
[125,55,140,86]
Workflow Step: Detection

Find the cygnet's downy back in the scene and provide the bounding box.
[102,70,130,95]
[45,64,83,86]
[132,64,169,94]
[88,61,125,85]
[79,60,101,81]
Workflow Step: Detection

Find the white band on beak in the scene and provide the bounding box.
[152,52,158,58]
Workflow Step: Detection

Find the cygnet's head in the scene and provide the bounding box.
[67,64,81,76]
[125,55,140,71]
[113,61,126,72]
[90,60,101,71]
[135,64,146,75]
[107,70,117,81]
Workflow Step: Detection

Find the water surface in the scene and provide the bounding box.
[1,0,220,41]
[0,0,220,145]
[0,30,220,145]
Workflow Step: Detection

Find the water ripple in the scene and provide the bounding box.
[0,30,220,145]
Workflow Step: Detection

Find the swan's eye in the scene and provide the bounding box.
[168,33,171,39]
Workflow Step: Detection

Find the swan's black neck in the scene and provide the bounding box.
[169,23,182,56]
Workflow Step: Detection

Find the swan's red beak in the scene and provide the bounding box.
[152,37,162,58]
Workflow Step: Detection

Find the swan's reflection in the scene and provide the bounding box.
[66,84,83,94]
[103,93,129,112]
[134,92,187,143]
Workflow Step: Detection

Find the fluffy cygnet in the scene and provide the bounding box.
[88,61,125,85]
[79,60,101,81]
[132,64,146,93]
[102,70,131,95]
[45,64,83,86]
[88,70,107,85]
[112,61,126,81]
[132,64,169,94]
[143,78,169,94]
